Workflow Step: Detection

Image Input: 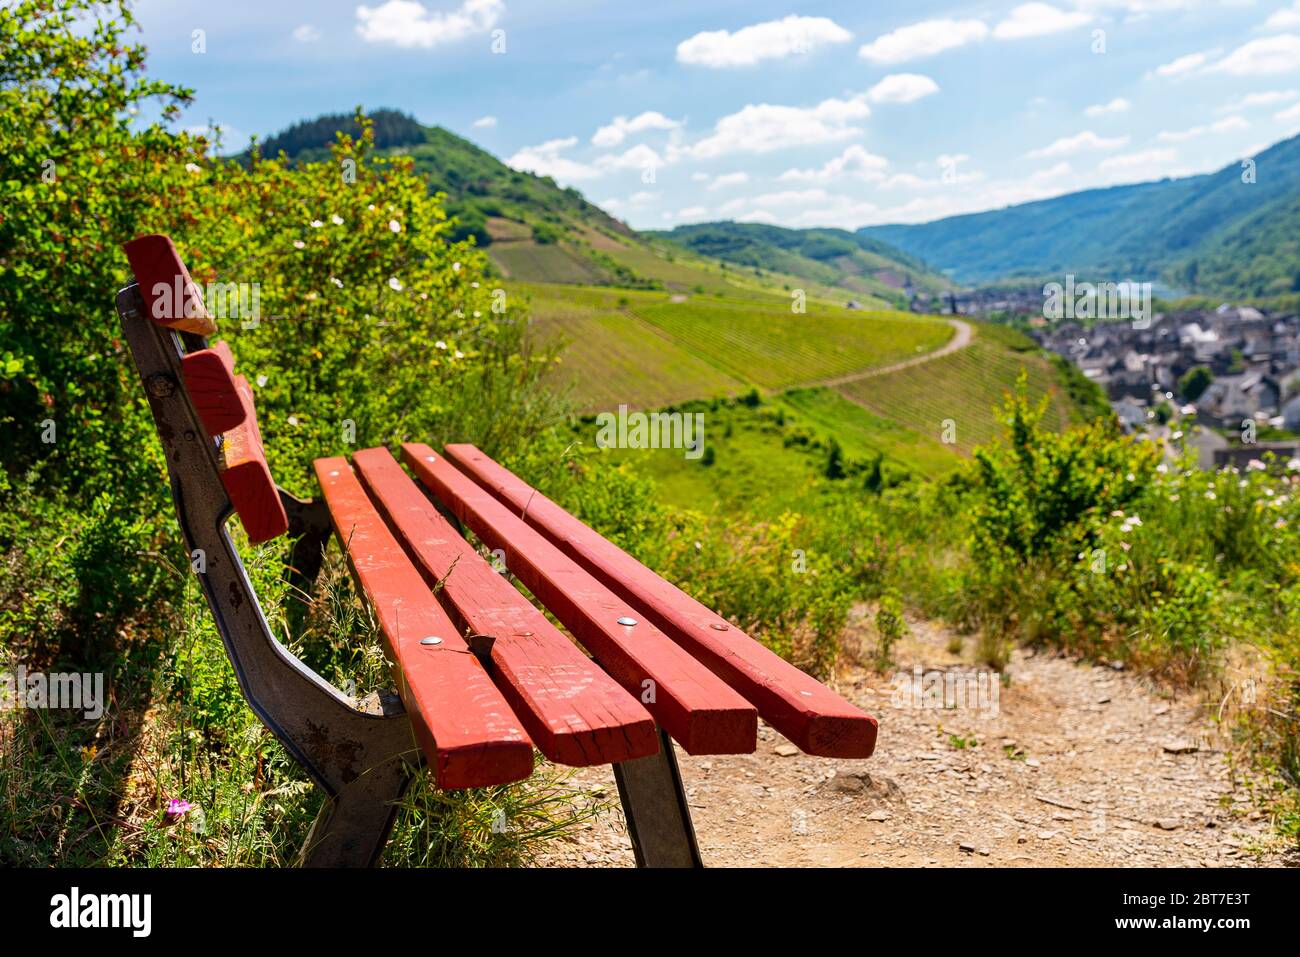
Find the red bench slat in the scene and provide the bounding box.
[181,341,248,435]
[351,446,660,767]
[217,375,288,544]
[314,457,534,789]
[401,443,758,756]
[122,234,218,336]
[442,443,878,758]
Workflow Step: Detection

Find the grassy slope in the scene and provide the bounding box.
[524,283,952,411]
[836,329,1070,456]
[591,322,1075,520]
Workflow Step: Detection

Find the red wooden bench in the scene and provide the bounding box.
[115,233,878,867]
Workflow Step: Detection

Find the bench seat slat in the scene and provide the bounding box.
[351,446,660,767]
[401,443,758,756]
[180,341,247,435]
[442,443,879,758]
[217,375,288,544]
[314,457,534,789]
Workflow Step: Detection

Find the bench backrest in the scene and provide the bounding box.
[122,235,287,543]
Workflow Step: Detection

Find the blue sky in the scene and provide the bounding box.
[132,0,1300,229]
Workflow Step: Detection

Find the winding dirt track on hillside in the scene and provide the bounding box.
[540,609,1291,868]
[799,318,972,391]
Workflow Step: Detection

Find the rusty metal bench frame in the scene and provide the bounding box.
[114,281,701,868]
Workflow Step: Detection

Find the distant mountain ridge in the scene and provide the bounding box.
[857,133,1300,299]
[650,221,951,301]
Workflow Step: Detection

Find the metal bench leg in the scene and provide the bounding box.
[298,692,413,867]
[613,727,702,867]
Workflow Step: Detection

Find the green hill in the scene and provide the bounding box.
[859,132,1300,298]
[652,221,951,304]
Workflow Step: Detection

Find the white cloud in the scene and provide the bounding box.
[690,172,709,182]
[682,95,871,159]
[1098,147,1178,171]
[1276,101,1300,122]
[507,136,601,182]
[1154,51,1207,77]
[591,111,679,147]
[1219,89,1298,111]
[780,144,890,182]
[1265,2,1300,31]
[1207,35,1300,76]
[866,73,940,104]
[858,18,989,65]
[676,206,710,220]
[676,15,851,67]
[355,0,503,49]
[707,172,750,190]
[1156,115,1249,141]
[472,115,497,128]
[1084,96,1131,116]
[1028,130,1129,157]
[993,3,1091,40]
[292,24,321,43]
[596,143,666,172]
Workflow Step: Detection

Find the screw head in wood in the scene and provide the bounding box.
[617,616,637,626]
[420,636,442,646]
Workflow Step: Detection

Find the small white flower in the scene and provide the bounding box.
[1110,510,1125,518]
[1156,463,1168,473]
[331,214,344,225]
[470,281,480,288]
[185,162,202,174]
[310,219,324,228]
[1125,473,1135,482]
[389,219,401,233]
[454,350,464,359]
[1205,491,1216,500]
[473,310,481,318]
[452,262,462,272]
[1247,459,1266,471]
[293,240,306,249]
[256,375,268,387]
[435,340,447,350]
[1287,458,1300,471]
[1171,431,1183,440]
[330,276,344,288]
[388,277,403,291]
[287,415,299,426]
[367,204,376,211]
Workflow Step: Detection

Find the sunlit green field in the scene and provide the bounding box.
[836,333,1070,455]
[523,282,953,411]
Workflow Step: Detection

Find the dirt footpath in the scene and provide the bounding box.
[540,615,1293,867]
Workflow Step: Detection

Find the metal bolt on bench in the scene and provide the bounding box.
[116,233,878,868]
